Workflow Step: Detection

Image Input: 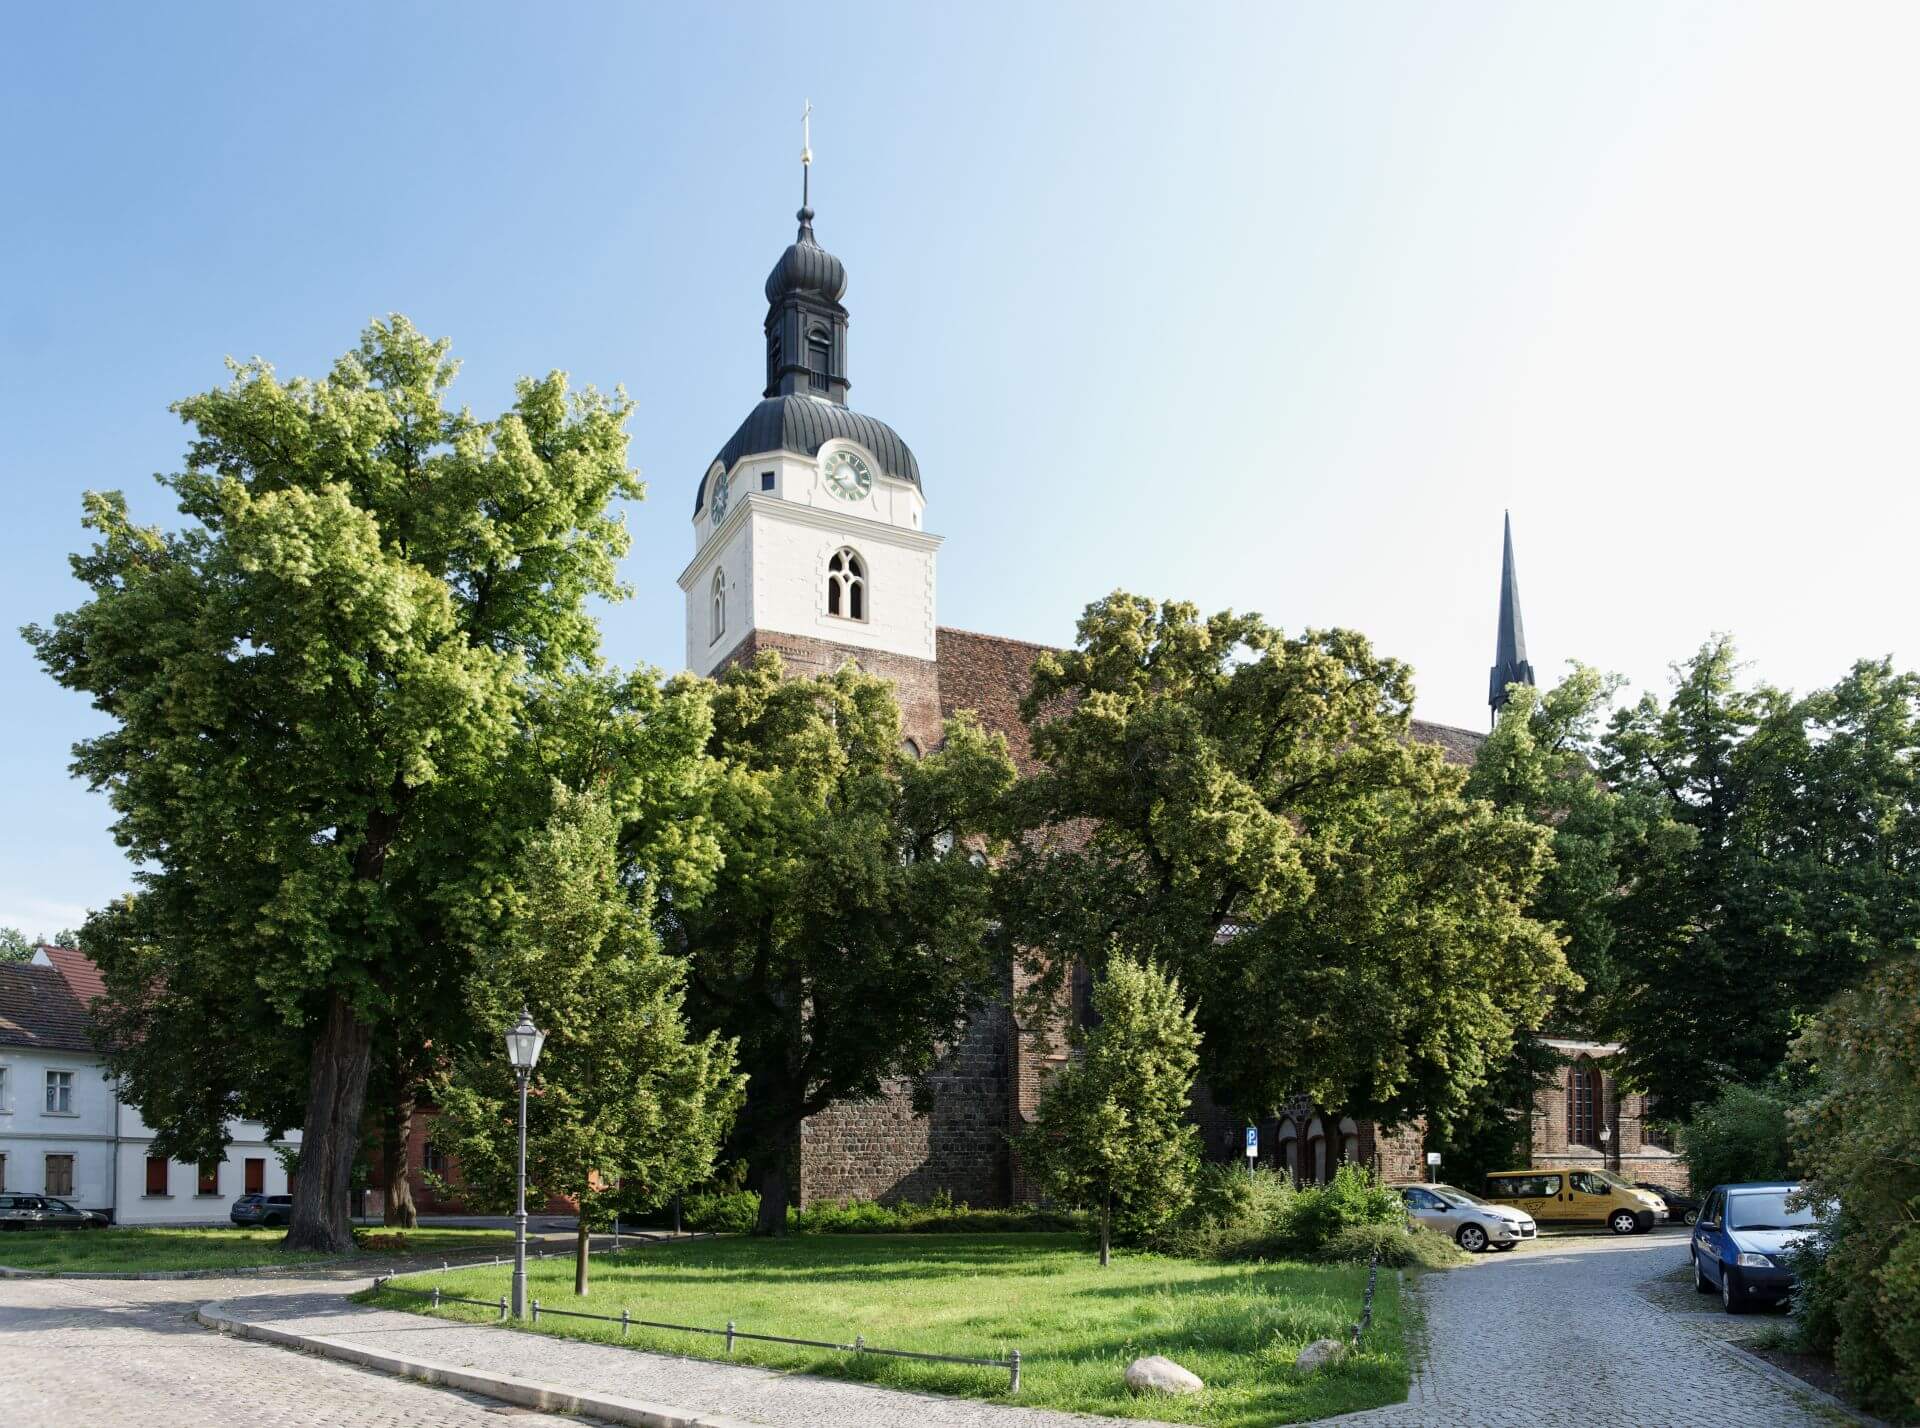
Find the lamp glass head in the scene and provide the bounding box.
[505,1007,545,1070]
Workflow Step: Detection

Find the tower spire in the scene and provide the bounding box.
[1488,510,1536,724]
[798,99,814,239]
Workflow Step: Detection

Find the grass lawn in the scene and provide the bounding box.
[0,1225,518,1273]
[362,1233,1408,1425]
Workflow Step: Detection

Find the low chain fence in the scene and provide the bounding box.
[1348,1256,1381,1345]
[370,1271,1022,1394]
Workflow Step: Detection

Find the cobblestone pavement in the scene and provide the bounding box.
[1339,1230,1838,1427]
[0,1272,598,1428]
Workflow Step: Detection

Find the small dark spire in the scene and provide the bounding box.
[799,99,814,239]
[1489,511,1536,723]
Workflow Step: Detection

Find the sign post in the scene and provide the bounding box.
[1425,1150,1442,1178]
[1244,1126,1259,1178]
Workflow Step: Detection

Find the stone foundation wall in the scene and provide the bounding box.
[797,1002,1014,1208]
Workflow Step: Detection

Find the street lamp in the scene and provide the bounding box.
[505,1006,545,1319]
[1599,1124,1612,1167]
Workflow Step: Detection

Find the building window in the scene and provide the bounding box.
[0,1064,9,1112]
[46,1155,74,1197]
[244,1158,265,1195]
[710,568,727,644]
[761,471,775,492]
[45,1069,73,1114]
[423,1142,447,1177]
[1568,1057,1599,1148]
[145,1156,169,1196]
[198,1161,220,1195]
[807,329,830,392]
[826,548,866,621]
[1643,1094,1673,1150]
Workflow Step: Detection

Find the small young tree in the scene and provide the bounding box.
[1677,1083,1793,1193]
[1020,957,1201,1266]
[431,786,743,1294]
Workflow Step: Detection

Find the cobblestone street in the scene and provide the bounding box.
[0,1272,596,1428]
[1341,1230,1837,1427]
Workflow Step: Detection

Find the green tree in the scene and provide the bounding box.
[430,785,742,1294]
[1020,957,1202,1265]
[1602,642,1920,1113]
[1003,593,1572,1134]
[1675,1083,1793,1192]
[1788,952,1920,1414]
[665,652,1017,1235]
[25,317,644,1251]
[0,928,33,963]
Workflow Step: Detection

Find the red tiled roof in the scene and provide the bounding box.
[39,944,107,1006]
[0,961,96,1053]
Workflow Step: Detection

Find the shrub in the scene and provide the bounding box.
[682,1189,760,1234]
[795,1197,1082,1235]
[1317,1222,1467,1269]
[1152,1162,1408,1262]
[1678,1083,1793,1193]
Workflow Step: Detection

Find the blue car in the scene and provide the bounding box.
[1689,1181,1819,1314]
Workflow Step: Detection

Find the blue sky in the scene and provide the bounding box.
[4,3,1917,935]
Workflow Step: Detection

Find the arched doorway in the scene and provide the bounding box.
[1277,1118,1299,1184]
[1338,1116,1361,1170]
[1305,1115,1328,1184]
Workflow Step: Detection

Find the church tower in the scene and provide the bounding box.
[677,140,939,683]
[1488,511,1536,722]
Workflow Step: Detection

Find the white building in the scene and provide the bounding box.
[0,945,297,1224]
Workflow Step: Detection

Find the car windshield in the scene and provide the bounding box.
[1727,1190,1818,1231]
[1432,1185,1490,1206]
[1591,1169,1635,1189]
[47,1199,75,1213]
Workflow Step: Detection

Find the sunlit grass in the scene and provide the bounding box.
[0,1225,517,1272]
[364,1232,1407,1426]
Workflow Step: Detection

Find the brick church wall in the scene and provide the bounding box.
[719,629,946,751]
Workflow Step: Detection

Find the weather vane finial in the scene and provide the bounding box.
[801,99,814,213]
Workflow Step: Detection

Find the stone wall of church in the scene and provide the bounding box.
[796,1002,1014,1208]
[716,629,946,751]
[1529,1040,1687,1193]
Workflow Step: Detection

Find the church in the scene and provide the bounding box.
[670,170,1678,1207]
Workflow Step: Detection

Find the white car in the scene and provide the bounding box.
[1397,1182,1538,1253]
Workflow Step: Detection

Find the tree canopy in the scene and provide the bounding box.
[1002,593,1572,1133]
[663,651,1017,1233]
[25,317,652,1249]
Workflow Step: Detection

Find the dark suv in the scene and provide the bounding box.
[230,1193,293,1227]
[0,1193,109,1230]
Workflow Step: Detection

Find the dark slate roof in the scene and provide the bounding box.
[0,961,95,1053]
[1489,512,1536,712]
[764,221,847,305]
[697,396,923,515]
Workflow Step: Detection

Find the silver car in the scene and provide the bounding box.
[1398,1182,1538,1253]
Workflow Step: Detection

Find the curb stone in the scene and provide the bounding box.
[0,1262,290,1280]
[197,1299,762,1428]
[1702,1337,1893,1428]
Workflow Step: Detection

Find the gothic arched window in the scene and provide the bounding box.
[710,568,727,644]
[1568,1057,1599,1148]
[826,547,865,621]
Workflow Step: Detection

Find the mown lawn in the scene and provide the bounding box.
[0,1226,518,1272]
[362,1233,1407,1425]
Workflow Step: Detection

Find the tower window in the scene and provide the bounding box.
[826,547,866,622]
[807,328,830,392]
[710,568,727,644]
[761,471,775,491]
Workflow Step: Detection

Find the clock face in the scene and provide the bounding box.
[822,450,873,501]
[708,466,728,523]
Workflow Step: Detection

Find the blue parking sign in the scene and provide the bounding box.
[1244,1126,1259,1157]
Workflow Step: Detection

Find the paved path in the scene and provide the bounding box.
[1341,1230,1837,1427]
[0,1271,595,1427]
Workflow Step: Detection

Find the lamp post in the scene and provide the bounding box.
[1599,1124,1612,1169]
[504,1006,545,1319]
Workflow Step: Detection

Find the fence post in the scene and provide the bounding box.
[532,1298,541,1324]
[432,1286,440,1309]
[725,1320,735,1356]
[498,1295,507,1322]
[1009,1349,1021,1395]
[854,1334,864,1360]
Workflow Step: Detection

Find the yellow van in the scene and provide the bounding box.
[1484,1168,1667,1234]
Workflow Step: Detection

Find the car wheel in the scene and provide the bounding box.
[1456,1223,1489,1253]
[1693,1252,1715,1293]
[1491,1241,1517,1252]
[1682,1209,1698,1227]
[1721,1265,1748,1314]
[1609,1210,1640,1235]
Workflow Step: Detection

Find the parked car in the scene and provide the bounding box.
[1395,1182,1538,1252]
[1636,1182,1701,1226]
[1690,1182,1819,1315]
[1483,1167,1667,1233]
[230,1193,293,1228]
[0,1193,108,1230]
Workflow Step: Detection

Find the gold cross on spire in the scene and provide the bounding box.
[800,99,814,212]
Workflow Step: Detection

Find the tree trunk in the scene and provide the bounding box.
[285,992,375,1253]
[575,1207,591,1296]
[753,1158,791,1237]
[382,1079,418,1229]
[1099,1193,1111,1267]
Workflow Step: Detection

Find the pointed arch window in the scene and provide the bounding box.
[1568,1056,1599,1148]
[710,568,727,644]
[826,547,866,621]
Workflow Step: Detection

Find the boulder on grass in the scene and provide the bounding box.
[1295,1337,1347,1372]
[1124,1355,1205,1395]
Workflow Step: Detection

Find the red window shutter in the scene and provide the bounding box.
[244,1157,265,1195]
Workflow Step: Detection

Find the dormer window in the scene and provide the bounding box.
[826,547,865,621]
[710,568,728,644]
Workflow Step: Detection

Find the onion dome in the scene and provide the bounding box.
[764,208,847,306]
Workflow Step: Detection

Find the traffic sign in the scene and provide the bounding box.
[1244,1126,1259,1158]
